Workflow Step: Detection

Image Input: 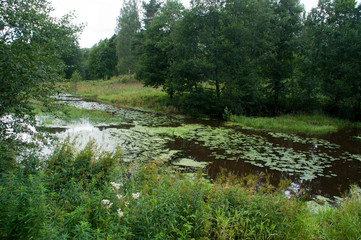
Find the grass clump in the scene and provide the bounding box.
[1,140,360,239]
[230,114,349,134]
[299,186,361,239]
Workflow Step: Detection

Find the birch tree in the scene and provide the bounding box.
[116,0,141,81]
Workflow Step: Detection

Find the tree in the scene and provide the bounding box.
[0,0,82,138]
[71,70,82,95]
[263,0,303,114]
[138,0,185,99]
[116,0,141,82]
[143,0,163,28]
[88,41,104,80]
[305,0,361,119]
[222,0,275,115]
[192,0,226,100]
[87,36,118,80]
[62,42,83,79]
[0,0,81,171]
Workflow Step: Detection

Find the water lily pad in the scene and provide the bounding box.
[172,158,210,168]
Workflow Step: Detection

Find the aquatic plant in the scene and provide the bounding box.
[136,124,350,180]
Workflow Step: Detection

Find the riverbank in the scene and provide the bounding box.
[69,78,356,135]
[1,141,360,239]
[228,114,351,135]
[71,77,177,113]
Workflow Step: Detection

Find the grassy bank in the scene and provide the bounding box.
[0,141,360,239]
[229,114,350,135]
[70,77,177,113]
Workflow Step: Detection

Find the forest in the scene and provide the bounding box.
[69,0,361,120]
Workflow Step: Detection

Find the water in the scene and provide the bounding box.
[39,94,361,199]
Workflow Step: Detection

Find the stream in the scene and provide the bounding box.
[38,94,361,200]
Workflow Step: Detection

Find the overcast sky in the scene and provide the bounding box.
[50,0,324,48]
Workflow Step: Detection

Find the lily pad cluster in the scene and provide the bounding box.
[135,124,349,180]
[107,127,180,162]
[268,132,340,150]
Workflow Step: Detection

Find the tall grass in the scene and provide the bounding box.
[230,114,349,134]
[1,140,360,239]
[67,78,175,113]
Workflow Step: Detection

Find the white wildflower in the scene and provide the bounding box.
[117,208,124,217]
[132,192,140,200]
[116,194,123,200]
[125,201,129,207]
[101,199,111,205]
[111,182,121,190]
[101,199,113,209]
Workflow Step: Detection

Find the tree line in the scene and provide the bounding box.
[73,0,361,120]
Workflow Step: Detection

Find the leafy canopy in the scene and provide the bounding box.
[0,0,82,138]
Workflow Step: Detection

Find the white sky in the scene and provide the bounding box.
[50,0,324,48]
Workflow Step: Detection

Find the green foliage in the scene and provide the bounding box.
[297,186,361,239]
[135,0,361,120]
[138,0,185,100]
[87,35,118,80]
[1,140,361,239]
[179,89,223,117]
[0,141,128,239]
[304,0,361,120]
[116,0,141,81]
[0,0,82,140]
[71,70,82,95]
[142,0,163,28]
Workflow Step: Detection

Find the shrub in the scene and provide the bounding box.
[0,140,129,239]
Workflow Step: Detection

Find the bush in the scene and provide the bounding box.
[0,140,130,239]
[179,89,224,118]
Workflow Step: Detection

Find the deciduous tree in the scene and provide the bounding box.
[0,0,82,138]
[116,0,141,82]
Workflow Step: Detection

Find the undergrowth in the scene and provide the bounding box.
[1,140,359,239]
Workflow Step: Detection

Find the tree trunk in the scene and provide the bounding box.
[128,63,131,82]
[215,65,220,99]
[169,88,174,100]
[274,79,280,115]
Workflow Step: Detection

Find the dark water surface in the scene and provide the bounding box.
[42,95,361,199]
